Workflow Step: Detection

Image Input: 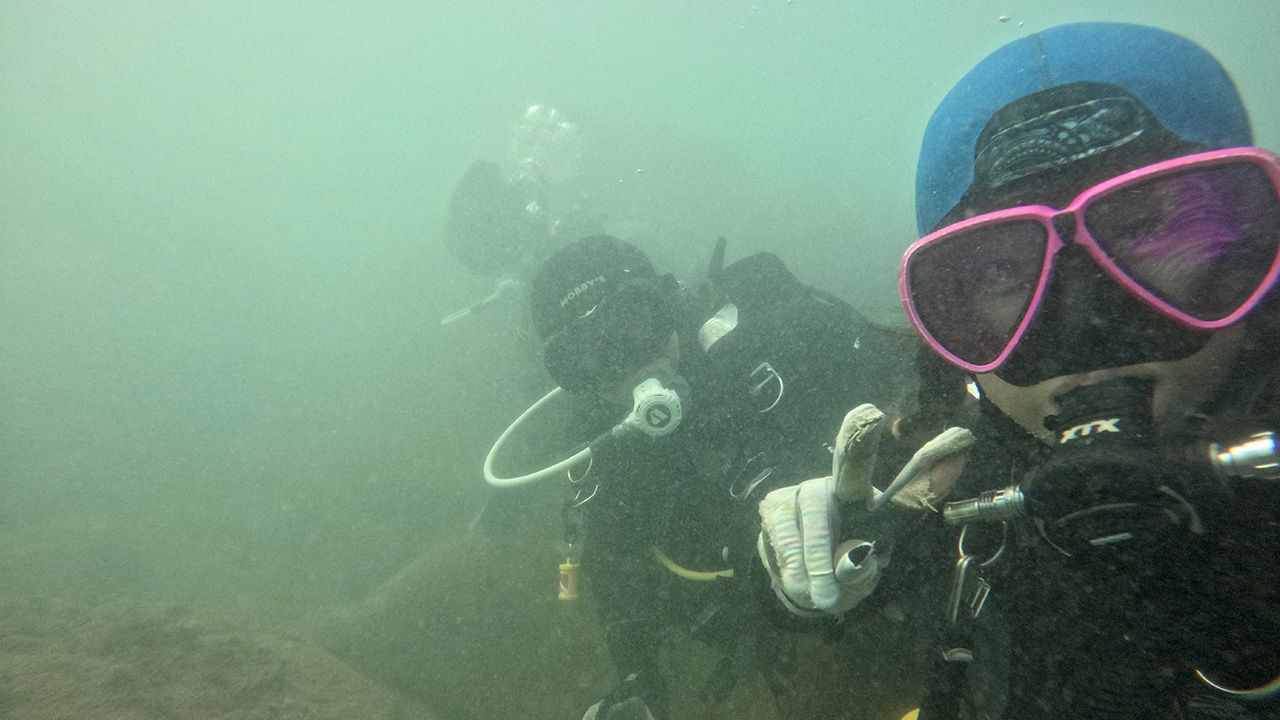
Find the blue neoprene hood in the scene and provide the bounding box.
[915,22,1253,236]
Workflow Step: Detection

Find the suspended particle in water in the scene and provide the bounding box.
[999,15,1011,22]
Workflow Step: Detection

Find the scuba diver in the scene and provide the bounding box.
[757,22,1280,719]
[487,234,911,719]
[441,105,601,325]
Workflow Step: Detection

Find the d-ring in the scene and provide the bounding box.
[958,523,1008,568]
[568,454,594,484]
[730,467,774,499]
[570,484,599,508]
[749,362,784,413]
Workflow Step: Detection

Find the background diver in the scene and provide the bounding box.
[486,233,913,719]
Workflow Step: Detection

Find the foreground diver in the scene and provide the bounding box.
[520,235,909,719]
[759,22,1280,718]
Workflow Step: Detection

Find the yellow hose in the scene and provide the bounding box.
[651,546,734,581]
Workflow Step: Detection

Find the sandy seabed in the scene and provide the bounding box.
[0,592,437,720]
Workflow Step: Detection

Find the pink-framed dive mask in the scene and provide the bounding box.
[900,147,1280,374]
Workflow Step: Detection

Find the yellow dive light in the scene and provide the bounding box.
[558,559,580,601]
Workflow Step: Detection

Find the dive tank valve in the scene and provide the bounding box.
[612,376,687,439]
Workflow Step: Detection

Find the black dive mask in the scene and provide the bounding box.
[542,275,679,395]
[996,244,1213,387]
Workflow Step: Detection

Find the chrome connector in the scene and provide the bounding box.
[1209,431,1279,480]
[943,486,1027,526]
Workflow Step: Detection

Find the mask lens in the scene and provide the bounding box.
[542,280,673,394]
[907,218,1049,366]
[542,316,619,394]
[1084,160,1280,322]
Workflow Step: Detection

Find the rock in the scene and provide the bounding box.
[0,593,436,720]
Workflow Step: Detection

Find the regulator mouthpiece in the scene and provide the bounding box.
[1045,377,1154,448]
[944,379,1155,526]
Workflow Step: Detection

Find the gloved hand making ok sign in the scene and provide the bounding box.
[757,405,974,617]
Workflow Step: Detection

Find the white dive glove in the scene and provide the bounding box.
[757,404,974,617]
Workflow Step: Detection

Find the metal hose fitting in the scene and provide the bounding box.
[943,486,1027,526]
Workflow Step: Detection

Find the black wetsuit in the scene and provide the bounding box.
[890,375,1280,719]
[576,252,909,718]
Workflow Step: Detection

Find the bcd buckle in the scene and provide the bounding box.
[749,362,784,414]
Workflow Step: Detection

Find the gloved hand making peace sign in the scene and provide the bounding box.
[757,405,974,617]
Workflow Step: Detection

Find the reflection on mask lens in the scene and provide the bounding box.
[1085,161,1280,321]
[908,219,1049,366]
